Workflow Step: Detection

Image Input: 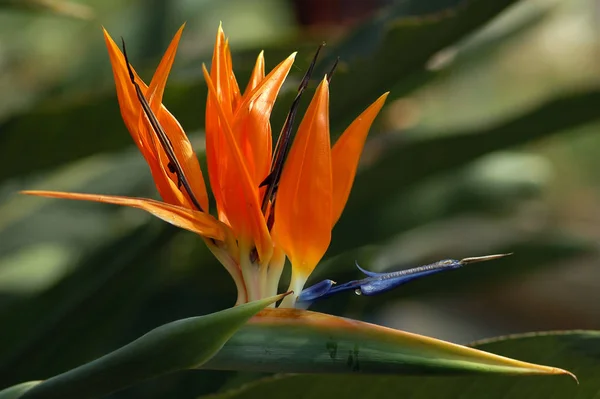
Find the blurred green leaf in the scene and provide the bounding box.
[0,0,94,19]
[312,232,595,315]
[0,0,522,180]
[0,222,177,383]
[332,89,600,254]
[0,382,41,399]
[8,293,287,399]
[200,330,595,399]
[201,308,573,378]
[322,0,521,130]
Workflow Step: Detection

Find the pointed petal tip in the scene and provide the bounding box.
[473,349,577,380]
[369,92,389,110]
[21,190,47,197]
[524,363,577,382]
[173,23,186,38]
[459,253,513,265]
[560,368,578,383]
[270,290,293,302]
[102,26,113,41]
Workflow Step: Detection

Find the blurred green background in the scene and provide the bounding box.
[0,0,599,397]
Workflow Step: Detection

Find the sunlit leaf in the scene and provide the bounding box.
[200,330,594,399]
[201,308,573,378]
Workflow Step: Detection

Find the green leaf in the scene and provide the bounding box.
[201,308,574,379]
[0,382,41,399]
[0,0,522,180]
[0,222,178,379]
[323,0,521,130]
[201,330,593,399]
[0,0,94,19]
[9,293,288,399]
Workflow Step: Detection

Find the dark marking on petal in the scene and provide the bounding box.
[266,197,276,231]
[260,43,325,222]
[121,38,204,212]
[326,56,339,84]
[249,247,259,264]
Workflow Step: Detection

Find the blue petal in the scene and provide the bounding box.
[354,260,383,277]
[299,259,464,302]
[298,255,510,305]
[297,279,336,302]
[359,261,461,296]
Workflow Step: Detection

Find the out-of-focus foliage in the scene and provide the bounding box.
[0,0,599,397]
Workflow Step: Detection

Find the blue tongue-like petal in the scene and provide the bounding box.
[297,254,511,306]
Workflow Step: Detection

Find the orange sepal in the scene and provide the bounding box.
[21,191,225,241]
[330,92,388,225]
[243,51,265,98]
[205,24,236,222]
[103,28,148,151]
[103,26,209,211]
[203,65,273,264]
[144,24,209,211]
[233,53,296,186]
[274,78,332,278]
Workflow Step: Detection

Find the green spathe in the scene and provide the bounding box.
[12,293,288,399]
[201,330,591,399]
[203,308,576,378]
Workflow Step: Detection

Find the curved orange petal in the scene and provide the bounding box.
[144,24,209,211]
[135,111,189,207]
[331,92,388,226]
[21,191,225,241]
[104,27,209,212]
[145,24,184,110]
[104,29,176,206]
[103,28,150,152]
[243,51,265,98]
[233,53,296,187]
[224,38,241,111]
[203,65,273,264]
[210,24,236,118]
[274,78,332,280]
[205,24,235,222]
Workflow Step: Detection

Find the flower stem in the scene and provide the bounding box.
[205,239,247,305]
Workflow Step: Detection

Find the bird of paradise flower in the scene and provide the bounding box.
[23,23,389,307]
[16,24,578,386]
[23,22,513,310]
